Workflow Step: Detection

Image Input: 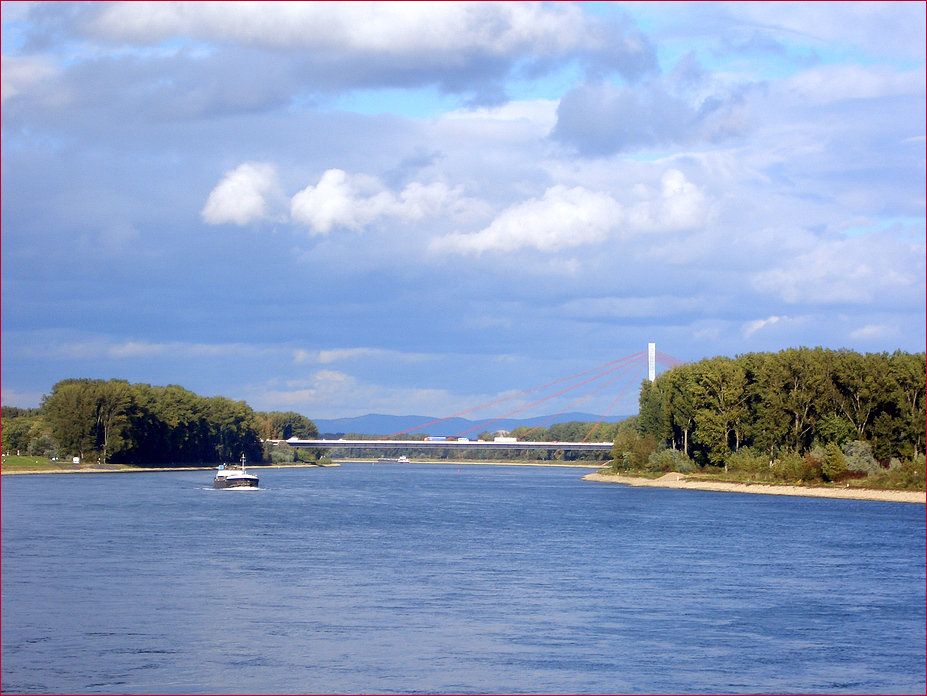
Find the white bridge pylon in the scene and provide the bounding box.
[284,439,614,452]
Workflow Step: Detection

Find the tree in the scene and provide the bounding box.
[821,442,847,482]
[690,357,750,465]
[831,350,886,440]
[41,379,137,463]
[206,397,262,463]
[254,411,319,440]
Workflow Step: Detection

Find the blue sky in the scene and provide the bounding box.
[2,1,925,420]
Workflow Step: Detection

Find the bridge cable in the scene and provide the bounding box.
[451,355,646,439]
[583,362,647,442]
[517,359,645,441]
[388,351,646,438]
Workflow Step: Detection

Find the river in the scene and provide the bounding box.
[2,463,924,694]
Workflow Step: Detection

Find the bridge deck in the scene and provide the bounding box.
[285,439,614,452]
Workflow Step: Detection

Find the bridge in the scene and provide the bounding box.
[284,438,615,452]
[285,344,683,455]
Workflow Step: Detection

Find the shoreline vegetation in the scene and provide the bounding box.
[4,456,923,504]
[3,349,924,498]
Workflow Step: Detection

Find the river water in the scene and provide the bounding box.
[2,463,925,694]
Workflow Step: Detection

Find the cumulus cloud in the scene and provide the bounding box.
[431,185,622,255]
[201,162,280,225]
[431,169,707,255]
[627,169,708,232]
[290,169,474,234]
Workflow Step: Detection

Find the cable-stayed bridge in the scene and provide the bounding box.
[285,438,616,453]
[285,344,683,454]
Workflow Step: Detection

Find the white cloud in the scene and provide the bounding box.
[431,185,622,255]
[742,315,785,338]
[89,2,595,57]
[431,169,707,255]
[290,169,472,234]
[627,169,708,232]
[201,162,280,226]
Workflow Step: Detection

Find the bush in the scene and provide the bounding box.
[773,449,822,483]
[821,442,847,482]
[725,448,769,475]
[647,448,695,473]
[611,431,658,471]
[842,440,879,473]
[865,455,925,490]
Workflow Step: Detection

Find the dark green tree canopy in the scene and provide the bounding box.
[38,379,268,465]
[638,348,925,466]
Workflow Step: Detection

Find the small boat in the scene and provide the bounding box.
[215,454,259,489]
[377,456,411,464]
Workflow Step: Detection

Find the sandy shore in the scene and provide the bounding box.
[583,471,926,504]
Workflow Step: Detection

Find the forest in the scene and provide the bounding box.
[618,347,925,488]
[1,379,318,466]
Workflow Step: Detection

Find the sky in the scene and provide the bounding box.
[2,1,925,421]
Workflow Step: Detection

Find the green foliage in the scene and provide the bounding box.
[254,411,319,440]
[611,429,658,471]
[725,448,769,475]
[647,448,695,473]
[816,414,855,446]
[842,440,879,473]
[2,416,38,453]
[863,455,926,491]
[821,442,847,481]
[772,449,821,483]
[38,378,264,465]
[42,379,137,464]
[642,348,925,473]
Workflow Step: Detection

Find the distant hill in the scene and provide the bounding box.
[313,412,632,437]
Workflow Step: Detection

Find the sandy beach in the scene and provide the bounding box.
[583,471,926,504]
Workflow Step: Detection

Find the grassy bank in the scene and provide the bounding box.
[1,455,138,474]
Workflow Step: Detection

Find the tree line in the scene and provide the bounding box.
[617,348,925,486]
[1,379,319,466]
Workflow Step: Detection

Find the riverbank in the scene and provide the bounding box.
[1,461,340,475]
[583,471,926,504]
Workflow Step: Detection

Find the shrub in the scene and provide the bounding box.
[648,448,695,473]
[612,431,658,471]
[725,448,769,475]
[773,449,822,483]
[821,442,847,482]
[842,440,879,473]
